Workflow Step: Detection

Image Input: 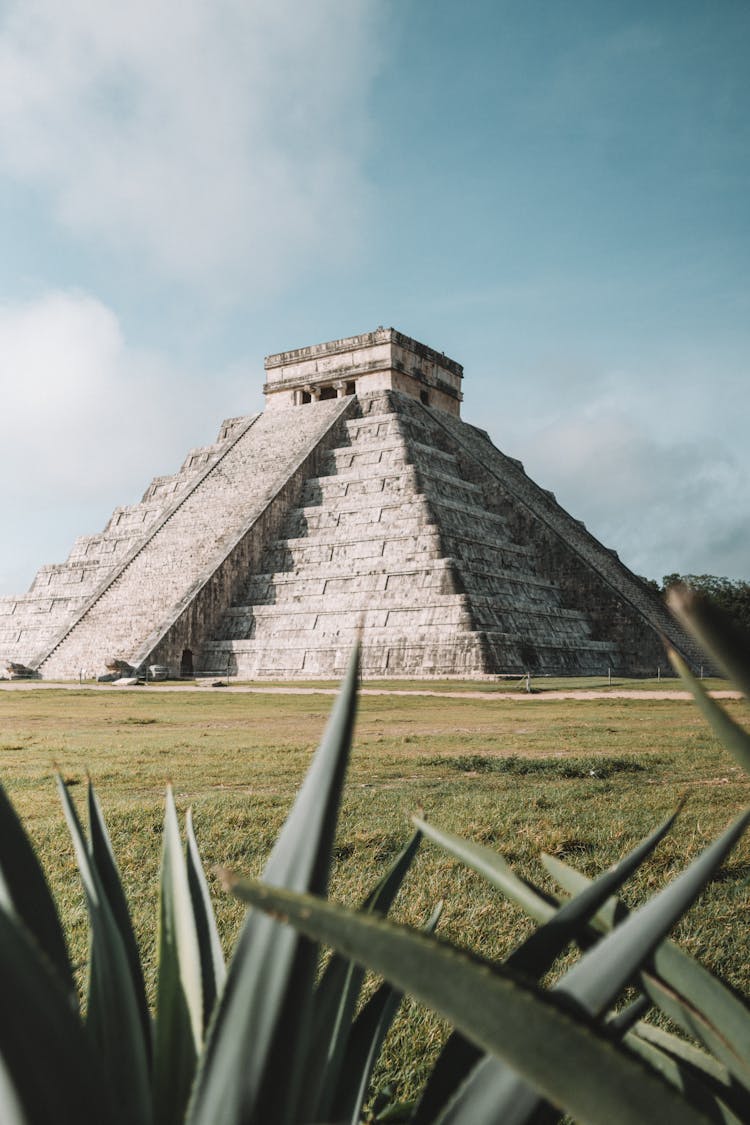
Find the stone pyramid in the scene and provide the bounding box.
[0,329,699,680]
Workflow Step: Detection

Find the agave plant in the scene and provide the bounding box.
[0,649,429,1125]
[226,592,750,1125]
[2,595,750,1125]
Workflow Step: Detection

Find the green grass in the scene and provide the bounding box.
[209,674,734,693]
[1,685,748,1105]
[37,673,735,693]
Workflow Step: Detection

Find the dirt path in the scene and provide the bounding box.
[0,681,742,702]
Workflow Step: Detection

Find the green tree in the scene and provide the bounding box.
[662,574,750,631]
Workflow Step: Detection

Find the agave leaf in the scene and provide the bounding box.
[510,806,680,979]
[361,828,423,914]
[301,828,423,1122]
[223,876,713,1125]
[411,1032,486,1125]
[186,806,226,1030]
[440,1054,549,1125]
[331,980,404,1125]
[632,1022,738,1090]
[667,585,750,699]
[631,1020,750,1120]
[331,901,443,1125]
[541,852,618,926]
[605,994,651,1034]
[542,852,595,897]
[153,786,204,1125]
[668,647,750,774]
[187,643,360,1125]
[57,775,152,1125]
[558,810,749,1014]
[402,810,748,1125]
[0,886,123,1124]
[624,1029,745,1125]
[0,1054,29,1125]
[87,781,152,1060]
[407,822,558,1125]
[642,951,750,1092]
[544,853,750,1090]
[0,782,75,1000]
[413,809,678,1122]
[412,815,557,923]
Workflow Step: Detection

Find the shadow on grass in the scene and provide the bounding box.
[425,754,656,779]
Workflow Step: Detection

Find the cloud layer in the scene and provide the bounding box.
[1,291,746,594]
[0,0,379,291]
[502,388,750,583]
[0,291,255,590]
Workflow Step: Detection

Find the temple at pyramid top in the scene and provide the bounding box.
[263,327,463,416]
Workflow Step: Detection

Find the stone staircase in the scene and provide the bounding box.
[32,399,353,678]
[428,403,705,672]
[198,395,619,678]
[0,417,248,669]
[198,409,484,676]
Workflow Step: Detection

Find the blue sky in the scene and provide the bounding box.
[0,0,748,593]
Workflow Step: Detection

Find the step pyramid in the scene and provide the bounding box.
[0,329,700,679]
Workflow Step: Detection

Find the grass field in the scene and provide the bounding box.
[1,682,749,1104]
[30,672,734,693]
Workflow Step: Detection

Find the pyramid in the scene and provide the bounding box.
[0,329,700,680]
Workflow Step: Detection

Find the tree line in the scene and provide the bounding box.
[642,573,750,631]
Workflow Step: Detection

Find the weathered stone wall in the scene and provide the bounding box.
[199,398,487,677]
[0,423,243,670]
[140,399,358,673]
[264,327,463,416]
[36,399,354,677]
[426,401,702,671]
[369,394,618,674]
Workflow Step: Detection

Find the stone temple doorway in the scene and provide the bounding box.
[180,648,194,677]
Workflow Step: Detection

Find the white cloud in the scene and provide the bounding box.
[469,331,750,583]
[515,399,750,582]
[0,291,256,591]
[0,0,380,291]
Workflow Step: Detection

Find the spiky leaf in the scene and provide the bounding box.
[186,806,226,1030]
[667,585,750,698]
[413,809,678,1121]
[223,876,713,1125]
[153,786,203,1125]
[57,776,152,1125]
[87,781,152,1060]
[332,901,443,1125]
[544,853,750,1090]
[558,811,749,1014]
[0,782,74,999]
[625,1029,745,1125]
[412,815,556,923]
[300,828,423,1121]
[0,1055,28,1125]
[668,646,750,774]
[0,886,123,1124]
[187,644,359,1125]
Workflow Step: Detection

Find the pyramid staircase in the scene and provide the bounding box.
[0,416,247,668]
[1,399,354,678]
[198,393,639,678]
